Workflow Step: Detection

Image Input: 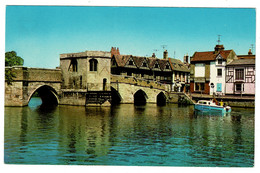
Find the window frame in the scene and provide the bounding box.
[89,59,98,72]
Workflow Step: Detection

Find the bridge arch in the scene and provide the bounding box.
[157,92,166,106]
[28,85,59,106]
[134,89,148,105]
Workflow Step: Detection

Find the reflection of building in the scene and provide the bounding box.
[225,50,255,95]
[60,51,111,106]
[190,44,237,95]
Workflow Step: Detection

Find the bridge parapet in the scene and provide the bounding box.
[111,75,168,91]
[5,66,62,82]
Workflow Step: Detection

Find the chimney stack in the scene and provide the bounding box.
[152,53,156,58]
[163,50,168,59]
[183,54,189,64]
[248,48,252,55]
[214,44,225,53]
[111,47,120,57]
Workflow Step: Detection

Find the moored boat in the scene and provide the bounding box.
[194,100,231,114]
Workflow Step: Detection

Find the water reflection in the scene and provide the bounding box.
[4,99,255,166]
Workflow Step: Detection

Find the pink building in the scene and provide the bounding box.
[225,52,255,95]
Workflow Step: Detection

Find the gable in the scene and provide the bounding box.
[125,57,137,68]
[139,58,149,69]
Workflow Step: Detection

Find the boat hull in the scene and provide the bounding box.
[194,104,231,114]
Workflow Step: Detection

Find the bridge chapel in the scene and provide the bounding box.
[59,51,112,106]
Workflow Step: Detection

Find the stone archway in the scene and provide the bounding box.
[134,89,148,105]
[156,92,166,106]
[28,85,59,106]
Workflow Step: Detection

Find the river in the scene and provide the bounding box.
[4,97,254,167]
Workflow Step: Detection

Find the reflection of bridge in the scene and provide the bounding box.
[5,67,61,106]
[5,67,169,106]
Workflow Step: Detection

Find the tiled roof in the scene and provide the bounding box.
[132,56,146,68]
[112,54,175,71]
[147,58,157,69]
[157,59,168,70]
[237,55,255,59]
[191,50,232,62]
[113,55,131,67]
[169,58,190,72]
[227,58,255,66]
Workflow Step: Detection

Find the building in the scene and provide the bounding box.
[225,50,255,95]
[111,48,173,86]
[168,55,190,92]
[190,44,237,95]
[59,50,112,106]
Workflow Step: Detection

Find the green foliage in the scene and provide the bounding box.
[5,68,16,85]
[5,51,24,85]
[5,51,24,66]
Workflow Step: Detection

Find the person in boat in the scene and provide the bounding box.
[213,98,218,105]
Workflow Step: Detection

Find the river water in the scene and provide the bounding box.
[4,97,254,167]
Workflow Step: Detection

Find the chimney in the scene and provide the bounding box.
[163,50,168,59]
[214,44,225,53]
[152,53,156,58]
[183,54,189,64]
[248,48,252,55]
[111,47,120,57]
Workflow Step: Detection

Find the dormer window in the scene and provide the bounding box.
[129,60,133,65]
[166,65,170,69]
[143,62,147,67]
[155,64,159,68]
[218,59,223,65]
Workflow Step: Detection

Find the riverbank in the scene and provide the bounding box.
[191,93,255,108]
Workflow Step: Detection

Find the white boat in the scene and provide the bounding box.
[194,100,231,114]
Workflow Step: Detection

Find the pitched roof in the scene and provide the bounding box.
[132,56,146,68]
[146,58,157,69]
[237,55,255,59]
[113,55,131,67]
[191,50,232,62]
[227,58,255,66]
[157,59,168,70]
[169,58,190,72]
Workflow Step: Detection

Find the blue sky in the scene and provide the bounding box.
[5,6,256,68]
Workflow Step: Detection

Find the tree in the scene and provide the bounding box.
[5,51,24,66]
[5,51,24,85]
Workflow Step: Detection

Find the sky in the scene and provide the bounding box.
[5,6,256,68]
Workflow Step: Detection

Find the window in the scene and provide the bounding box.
[236,83,242,91]
[89,59,98,71]
[195,83,204,91]
[69,59,78,72]
[143,62,147,67]
[155,64,159,68]
[217,69,222,77]
[218,59,222,65]
[235,69,244,80]
[129,60,133,65]
[166,65,170,69]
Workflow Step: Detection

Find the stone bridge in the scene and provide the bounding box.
[110,75,170,105]
[4,68,171,106]
[5,67,61,106]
